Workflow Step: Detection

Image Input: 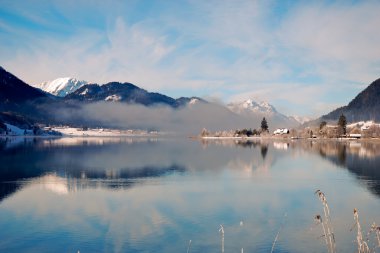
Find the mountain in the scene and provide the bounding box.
[0,66,48,107]
[289,115,312,125]
[227,99,277,115]
[175,97,205,106]
[0,66,298,132]
[35,77,88,97]
[227,99,300,129]
[0,66,57,126]
[321,78,380,122]
[65,82,203,108]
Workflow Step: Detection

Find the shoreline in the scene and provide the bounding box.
[198,135,380,143]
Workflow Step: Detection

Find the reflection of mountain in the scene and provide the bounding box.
[13,164,186,197]
[0,164,185,202]
[0,138,188,201]
[0,137,278,202]
[0,152,185,202]
[297,141,380,197]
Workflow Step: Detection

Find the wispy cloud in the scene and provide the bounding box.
[0,0,379,117]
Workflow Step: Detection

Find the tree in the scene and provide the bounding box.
[261,117,268,132]
[319,121,327,130]
[337,114,347,136]
[33,125,40,135]
[0,121,7,133]
[200,128,209,137]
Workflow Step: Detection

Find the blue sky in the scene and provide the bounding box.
[1,0,380,117]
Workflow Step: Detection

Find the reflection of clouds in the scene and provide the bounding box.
[36,174,69,195]
[226,154,274,178]
[1,139,380,252]
[294,140,380,196]
[3,165,380,253]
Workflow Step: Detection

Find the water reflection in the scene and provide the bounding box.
[0,137,380,253]
[0,137,277,202]
[294,140,380,196]
[2,138,380,199]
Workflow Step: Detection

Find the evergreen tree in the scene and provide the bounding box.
[319,121,327,130]
[337,114,347,136]
[0,121,6,132]
[261,117,268,132]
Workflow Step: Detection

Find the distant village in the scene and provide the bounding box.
[200,115,380,140]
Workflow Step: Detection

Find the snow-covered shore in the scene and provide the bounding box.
[49,126,159,137]
[0,123,160,137]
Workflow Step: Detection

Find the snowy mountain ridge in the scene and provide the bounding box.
[227,99,303,128]
[35,77,88,97]
[227,99,277,115]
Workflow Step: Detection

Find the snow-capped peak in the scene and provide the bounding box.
[189,98,199,105]
[228,99,277,114]
[35,77,88,97]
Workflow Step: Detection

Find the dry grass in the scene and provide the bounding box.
[315,190,336,253]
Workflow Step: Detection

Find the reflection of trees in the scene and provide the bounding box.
[261,145,268,160]
[201,138,275,161]
[337,145,346,165]
[0,137,283,202]
[297,140,380,197]
[0,137,192,202]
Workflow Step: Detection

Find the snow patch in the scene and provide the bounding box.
[80,88,89,95]
[347,121,380,131]
[50,126,159,137]
[4,123,27,135]
[105,94,122,102]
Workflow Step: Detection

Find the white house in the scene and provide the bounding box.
[273,128,290,135]
[349,133,361,139]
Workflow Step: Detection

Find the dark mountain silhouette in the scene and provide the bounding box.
[0,66,48,109]
[321,78,380,122]
[65,82,204,108]
[0,66,206,128]
[0,66,58,125]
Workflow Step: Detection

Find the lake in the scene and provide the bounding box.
[0,137,379,253]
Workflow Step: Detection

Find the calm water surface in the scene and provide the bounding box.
[0,137,379,253]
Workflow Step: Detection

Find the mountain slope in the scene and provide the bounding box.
[65,82,200,108]
[288,115,311,125]
[35,77,88,97]
[0,66,58,125]
[321,78,380,122]
[227,99,299,129]
[0,66,47,106]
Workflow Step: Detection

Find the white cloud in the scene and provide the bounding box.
[1,1,380,117]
